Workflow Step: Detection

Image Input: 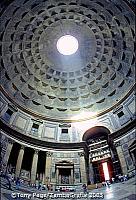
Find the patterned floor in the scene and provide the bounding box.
[1,177,136,200]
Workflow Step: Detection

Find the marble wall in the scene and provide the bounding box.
[115,129,135,175]
[51,151,81,184]
[0,133,85,184]
[1,92,135,143]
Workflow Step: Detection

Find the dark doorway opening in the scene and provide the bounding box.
[8,143,20,172]
[21,147,34,171]
[36,151,46,181]
[59,168,71,184]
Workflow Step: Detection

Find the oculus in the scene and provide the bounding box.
[57,35,78,55]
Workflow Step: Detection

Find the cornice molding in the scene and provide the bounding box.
[1,119,135,150]
[109,119,136,140]
[0,120,87,150]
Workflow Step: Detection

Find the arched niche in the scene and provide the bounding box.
[82,126,110,142]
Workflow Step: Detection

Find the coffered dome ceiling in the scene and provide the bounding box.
[0,0,135,121]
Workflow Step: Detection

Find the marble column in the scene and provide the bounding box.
[69,175,71,184]
[56,167,59,184]
[2,139,14,173]
[15,145,25,178]
[79,152,87,184]
[89,161,94,184]
[116,144,127,174]
[71,168,74,184]
[31,150,39,184]
[59,174,61,184]
[45,152,52,184]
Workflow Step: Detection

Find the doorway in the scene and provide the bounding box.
[92,158,114,183]
[56,161,74,185]
[59,168,71,184]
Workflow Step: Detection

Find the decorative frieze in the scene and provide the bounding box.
[78,152,85,157]
[46,151,53,157]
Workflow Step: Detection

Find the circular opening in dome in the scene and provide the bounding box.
[57,35,78,55]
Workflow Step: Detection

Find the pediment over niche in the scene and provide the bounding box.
[56,160,73,165]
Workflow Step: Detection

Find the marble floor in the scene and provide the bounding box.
[1,177,136,200]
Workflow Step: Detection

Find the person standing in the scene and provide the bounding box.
[82,184,87,193]
[7,173,12,190]
[16,177,20,190]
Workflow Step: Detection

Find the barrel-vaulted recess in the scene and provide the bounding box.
[82,126,110,141]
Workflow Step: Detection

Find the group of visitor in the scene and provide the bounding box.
[1,169,135,193]
[101,180,111,187]
[30,182,52,191]
[0,170,21,190]
[0,170,52,191]
[82,184,88,193]
[100,174,129,187]
[115,174,128,182]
